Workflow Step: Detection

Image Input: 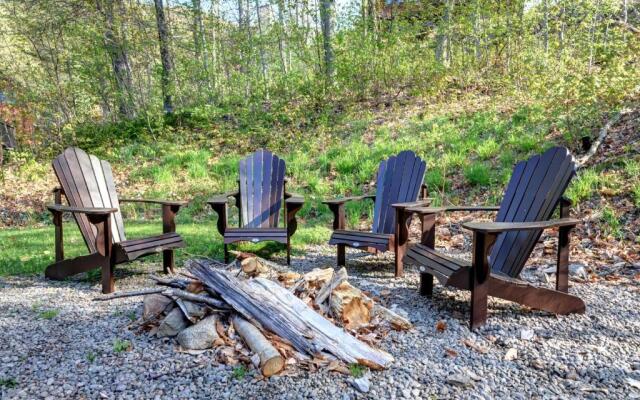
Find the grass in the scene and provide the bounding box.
[112,339,131,353]
[86,352,96,363]
[38,309,59,320]
[348,363,367,378]
[0,378,18,389]
[232,365,248,380]
[1,102,638,276]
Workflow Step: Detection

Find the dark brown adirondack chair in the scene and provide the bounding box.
[208,149,304,264]
[46,147,187,294]
[324,150,428,276]
[402,146,585,329]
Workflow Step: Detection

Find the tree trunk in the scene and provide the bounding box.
[154,0,174,114]
[319,0,336,84]
[97,0,135,119]
[276,0,289,75]
[435,0,452,67]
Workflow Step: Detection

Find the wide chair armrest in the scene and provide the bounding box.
[462,218,579,233]
[322,194,375,205]
[120,198,188,207]
[207,190,240,205]
[47,204,117,215]
[285,195,305,205]
[392,198,433,209]
[407,205,501,215]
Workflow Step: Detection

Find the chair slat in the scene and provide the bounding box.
[372,151,426,235]
[100,160,126,242]
[238,150,286,229]
[490,147,575,277]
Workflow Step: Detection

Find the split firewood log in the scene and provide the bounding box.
[329,282,374,330]
[232,315,285,377]
[238,256,268,277]
[315,267,348,305]
[372,304,412,331]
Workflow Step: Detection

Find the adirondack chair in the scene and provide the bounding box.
[324,150,428,276]
[402,146,585,329]
[46,147,187,294]
[208,149,304,265]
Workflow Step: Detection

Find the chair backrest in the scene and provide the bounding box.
[52,147,126,252]
[372,150,426,234]
[490,146,576,277]
[238,149,286,228]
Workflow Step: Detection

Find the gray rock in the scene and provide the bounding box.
[447,373,474,388]
[350,376,370,393]
[143,294,173,320]
[157,308,189,338]
[177,315,219,350]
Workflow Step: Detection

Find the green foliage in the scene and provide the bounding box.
[232,365,248,380]
[127,310,137,322]
[112,339,131,353]
[464,163,491,187]
[0,378,18,389]
[86,352,96,363]
[600,206,623,240]
[348,364,367,378]
[38,309,59,320]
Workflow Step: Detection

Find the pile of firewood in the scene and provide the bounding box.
[96,253,412,377]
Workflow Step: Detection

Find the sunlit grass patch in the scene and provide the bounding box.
[464,163,492,186]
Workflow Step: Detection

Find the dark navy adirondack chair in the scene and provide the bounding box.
[324,150,428,276]
[208,149,304,264]
[46,147,186,293]
[404,146,585,329]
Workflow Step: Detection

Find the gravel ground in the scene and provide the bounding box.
[1,245,640,400]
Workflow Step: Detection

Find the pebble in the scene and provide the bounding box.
[0,244,637,399]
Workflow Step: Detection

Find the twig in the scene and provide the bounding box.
[93,287,165,301]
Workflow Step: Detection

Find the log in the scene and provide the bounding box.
[329,281,374,330]
[315,267,348,305]
[94,287,231,310]
[94,287,165,301]
[188,261,394,369]
[232,315,285,377]
[239,257,268,277]
[373,304,412,331]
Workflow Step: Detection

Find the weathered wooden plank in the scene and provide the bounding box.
[100,159,126,242]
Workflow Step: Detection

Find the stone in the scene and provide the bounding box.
[157,308,189,338]
[351,376,370,393]
[520,328,535,341]
[176,315,219,350]
[505,348,518,361]
[143,294,173,320]
[447,373,473,388]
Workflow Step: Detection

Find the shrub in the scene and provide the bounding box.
[464,163,491,186]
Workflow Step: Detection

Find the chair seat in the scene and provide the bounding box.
[404,243,471,289]
[224,228,288,244]
[115,232,185,263]
[328,230,393,252]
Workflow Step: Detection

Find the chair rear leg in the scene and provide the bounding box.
[102,259,115,294]
[163,249,175,274]
[419,272,434,297]
[286,241,291,266]
[337,244,346,266]
[224,244,229,264]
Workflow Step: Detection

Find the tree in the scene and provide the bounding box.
[319,0,336,84]
[97,0,135,119]
[154,0,174,114]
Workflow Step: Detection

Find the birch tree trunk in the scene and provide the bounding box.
[154,0,174,114]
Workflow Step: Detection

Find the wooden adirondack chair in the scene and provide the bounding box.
[46,147,187,294]
[208,149,304,265]
[324,150,428,276]
[402,146,586,329]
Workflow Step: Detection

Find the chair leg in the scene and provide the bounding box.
[419,272,433,297]
[337,244,346,266]
[224,244,229,264]
[394,251,404,278]
[102,259,115,294]
[286,237,291,265]
[470,232,497,330]
[163,249,175,274]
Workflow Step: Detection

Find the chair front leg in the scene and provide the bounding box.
[419,213,437,297]
[328,203,345,266]
[52,188,64,262]
[394,207,413,278]
[470,231,497,330]
[161,204,182,274]
[556,197,572,293]
[88,214,114,294]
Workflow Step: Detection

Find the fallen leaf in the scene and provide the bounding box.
[444,348,458,358]
[462,339,489,354]
[436,320,447,332]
